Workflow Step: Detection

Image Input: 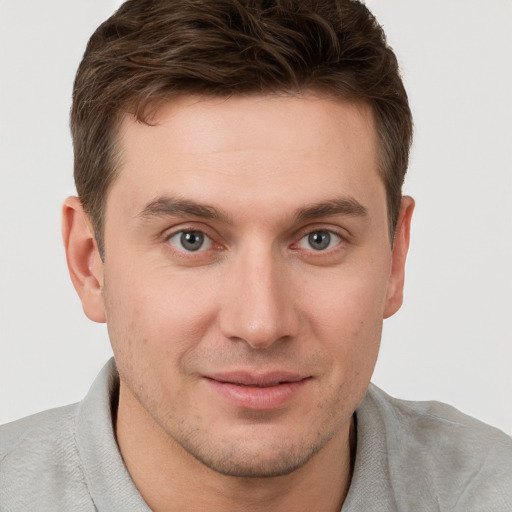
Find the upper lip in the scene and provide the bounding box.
[204,371,310,387]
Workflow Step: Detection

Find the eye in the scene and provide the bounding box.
[167,230,213,252]
[297,230,342,251]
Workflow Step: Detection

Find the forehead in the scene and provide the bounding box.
[110,94,383,219]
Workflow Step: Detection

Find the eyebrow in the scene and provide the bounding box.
[137,195,367,224]
[294,197,368,223]
[137,196,232,223]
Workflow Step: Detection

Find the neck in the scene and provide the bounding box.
[115,382,355,512]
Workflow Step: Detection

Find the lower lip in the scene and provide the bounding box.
[205,378,309,411]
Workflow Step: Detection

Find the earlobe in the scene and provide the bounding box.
[62,196,106,323]
[383,196,415,319]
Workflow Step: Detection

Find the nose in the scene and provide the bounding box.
[219,245,300,349]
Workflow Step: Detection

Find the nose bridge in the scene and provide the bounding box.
[219,240,297,349]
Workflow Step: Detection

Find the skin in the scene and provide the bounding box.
[63,94,414,512]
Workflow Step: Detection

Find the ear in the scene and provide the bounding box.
[62,196,106,323]
[383,196,415,319]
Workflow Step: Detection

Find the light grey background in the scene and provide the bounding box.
[1,0,511,434]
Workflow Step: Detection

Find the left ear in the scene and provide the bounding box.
[383,196,415,319]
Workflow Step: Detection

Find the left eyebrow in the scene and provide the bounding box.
[294,197,368,223]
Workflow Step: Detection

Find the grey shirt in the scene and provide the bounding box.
[1,359,511,511]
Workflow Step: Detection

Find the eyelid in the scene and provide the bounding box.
[293,223,348,243]
[166,229,213,252]
[161,222,217,242]
[161,223,226,260]
[296,230,342,251]
[289,225,349,258]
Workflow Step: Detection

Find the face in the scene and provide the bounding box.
[90,94,409,477]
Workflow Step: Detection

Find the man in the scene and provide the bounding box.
[1,1,511,510]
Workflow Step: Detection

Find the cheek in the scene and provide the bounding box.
[102,267,222,421]
[103,262,221,364]
[303,260,390,372]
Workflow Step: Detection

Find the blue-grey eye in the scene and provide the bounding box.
[298,230,341,251]
[168,230,212,252]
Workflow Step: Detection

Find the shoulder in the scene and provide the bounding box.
[358,384,512,510]
[1,404,95,511]
[366,383,512,454]
[1,403,78,457]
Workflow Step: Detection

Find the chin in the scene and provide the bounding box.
[178,428,327,478]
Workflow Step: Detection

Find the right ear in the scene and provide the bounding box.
[62,196,106,323]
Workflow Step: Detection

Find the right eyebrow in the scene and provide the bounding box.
[136,196,232,224]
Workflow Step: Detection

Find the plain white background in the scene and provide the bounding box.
[1,0,511,434]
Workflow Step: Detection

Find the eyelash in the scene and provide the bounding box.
[167,230,212,251]
[163,226,347,258]
[294,230,343,252]
[164,227,221,259]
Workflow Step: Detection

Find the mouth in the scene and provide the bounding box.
[203,372,311,410]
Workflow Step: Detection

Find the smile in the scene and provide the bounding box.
[203,372,311,410]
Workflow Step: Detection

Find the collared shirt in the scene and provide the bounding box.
[1,359,511,511]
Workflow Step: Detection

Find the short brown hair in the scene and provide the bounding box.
[71,0,412,255]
